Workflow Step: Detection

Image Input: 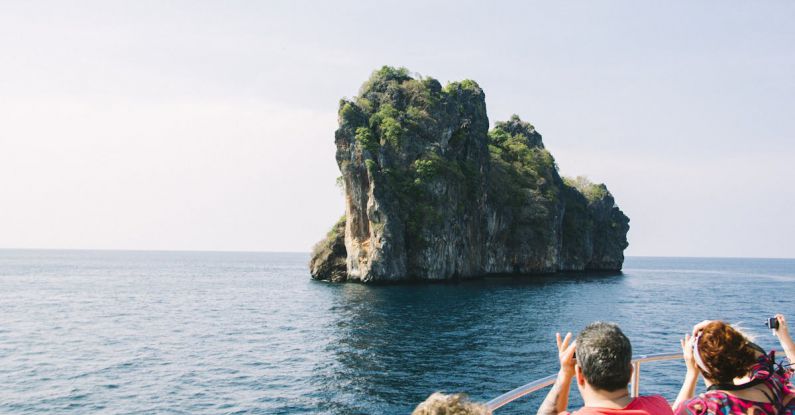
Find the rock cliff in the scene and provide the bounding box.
[310,67,629,283]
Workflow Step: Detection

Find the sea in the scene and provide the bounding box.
[1,250,793,414]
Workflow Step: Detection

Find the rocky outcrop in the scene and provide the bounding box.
[309,216,347,282]
[310,67,629,283]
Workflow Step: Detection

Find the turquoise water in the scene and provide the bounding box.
[0,250,793,414]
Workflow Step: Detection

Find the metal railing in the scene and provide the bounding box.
[486,353,683,411]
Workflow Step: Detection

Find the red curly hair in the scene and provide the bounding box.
[696,321,757,384]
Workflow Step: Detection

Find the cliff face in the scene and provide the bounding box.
[311,67,629,283]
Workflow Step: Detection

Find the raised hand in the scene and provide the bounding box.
[774,314,790,338]
[674,330,702,409]
[537,333,577,415]
[556,332,576,377]
[680,333,699,375]
[774,314,795,365]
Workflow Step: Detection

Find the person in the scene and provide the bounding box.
[537,322,673,415]
[672,318,795,415]
[412,392,491,415]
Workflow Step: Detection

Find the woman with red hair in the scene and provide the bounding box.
[673,316,795,415]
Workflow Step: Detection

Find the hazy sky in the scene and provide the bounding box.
[1,1,793,257]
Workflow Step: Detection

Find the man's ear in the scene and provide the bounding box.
[575,364,585,386]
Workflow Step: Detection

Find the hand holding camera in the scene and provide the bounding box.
[767,314,794,365]
[766,314,789,338]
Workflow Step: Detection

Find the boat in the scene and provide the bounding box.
[486,353,684,411]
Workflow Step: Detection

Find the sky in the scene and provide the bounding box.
[1,1,793,257]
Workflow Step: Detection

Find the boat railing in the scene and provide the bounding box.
[486,352,683,411]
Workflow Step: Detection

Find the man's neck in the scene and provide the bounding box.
[582,387,633,409]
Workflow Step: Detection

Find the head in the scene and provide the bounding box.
[575,322,633,392]
[694,321,757,385]
[412,393,491,415]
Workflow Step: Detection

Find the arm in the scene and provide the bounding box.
[538,371,575,415]
[673,333,700,410]
[774,314,795,365]
[537,332,576,415]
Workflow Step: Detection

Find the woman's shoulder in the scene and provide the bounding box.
[750,350,793,387]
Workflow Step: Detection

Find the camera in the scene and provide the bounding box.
[766,317,779,330]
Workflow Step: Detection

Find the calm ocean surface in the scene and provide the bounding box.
[1,251,793,414]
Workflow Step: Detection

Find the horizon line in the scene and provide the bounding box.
[0,247,793,261]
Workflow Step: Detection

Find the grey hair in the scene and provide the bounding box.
[576,321,633,391]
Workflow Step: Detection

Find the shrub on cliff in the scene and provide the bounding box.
[487,115,560,209]
[564,176,609,204]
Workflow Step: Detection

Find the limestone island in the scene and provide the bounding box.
[310,66,629,283]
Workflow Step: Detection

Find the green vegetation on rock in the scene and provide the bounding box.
[355,127,378,153]
[564,176,609,203]
[487,114,559,211]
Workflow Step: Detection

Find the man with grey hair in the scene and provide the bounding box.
[536,322,673,415]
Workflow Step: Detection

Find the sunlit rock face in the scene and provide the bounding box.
[310,67,629,283]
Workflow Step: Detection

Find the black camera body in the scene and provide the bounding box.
[766,317,779,330]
